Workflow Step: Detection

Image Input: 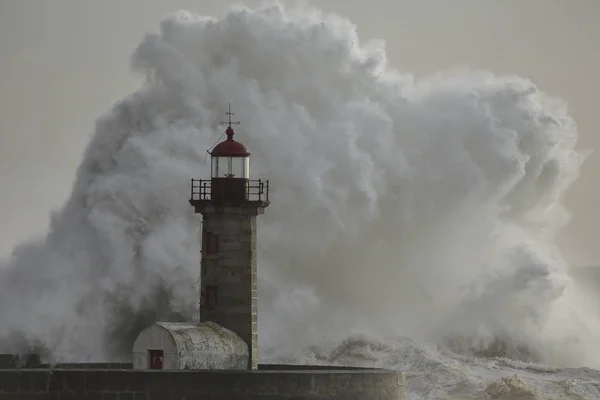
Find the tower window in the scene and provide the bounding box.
[204,231,219,255]
[201,285,219,311]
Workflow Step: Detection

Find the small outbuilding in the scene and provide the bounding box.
[132,321,248,370]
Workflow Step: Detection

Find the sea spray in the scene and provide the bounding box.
[0,2,592,373]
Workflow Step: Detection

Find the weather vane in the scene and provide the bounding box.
[221,103,241,128]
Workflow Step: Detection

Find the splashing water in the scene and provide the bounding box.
[0,2,599,397]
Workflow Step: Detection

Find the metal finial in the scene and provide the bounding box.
[220,103,241,128]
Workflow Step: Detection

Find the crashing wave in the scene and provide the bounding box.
[0,4,597,398]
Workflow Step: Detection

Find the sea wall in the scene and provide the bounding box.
[0,368,406,400]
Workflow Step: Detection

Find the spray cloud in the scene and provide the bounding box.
[0,2,595,367]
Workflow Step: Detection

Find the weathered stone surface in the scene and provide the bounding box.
[133,322,248,370]
[0,368,406,400]
[199,206,264,370]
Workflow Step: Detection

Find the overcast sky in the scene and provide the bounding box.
[0,0,598,265]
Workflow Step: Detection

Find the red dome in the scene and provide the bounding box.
[210,127,250,157]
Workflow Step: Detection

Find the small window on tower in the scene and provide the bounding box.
[204,231,219,255]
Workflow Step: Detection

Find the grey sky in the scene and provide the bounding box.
[0,0,598,264]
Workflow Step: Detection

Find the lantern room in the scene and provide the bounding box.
[189,106,270,209]
[209,125,250,204]
[210,126,250,179]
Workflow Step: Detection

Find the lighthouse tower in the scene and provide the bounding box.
[189,106,270,370]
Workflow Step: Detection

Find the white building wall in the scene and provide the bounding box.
[132,322,248,370]
[132,323,178,370]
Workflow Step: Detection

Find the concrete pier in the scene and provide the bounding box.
[0,365,406,399]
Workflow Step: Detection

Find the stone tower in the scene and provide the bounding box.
[189,106,270,370]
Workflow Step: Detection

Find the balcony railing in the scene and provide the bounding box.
[190,179,270,203]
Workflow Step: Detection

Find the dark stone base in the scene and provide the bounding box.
[0,364,406,400]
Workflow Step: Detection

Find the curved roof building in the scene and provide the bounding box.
[132,321,248,370]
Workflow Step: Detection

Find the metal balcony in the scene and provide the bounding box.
[189,179,270,210]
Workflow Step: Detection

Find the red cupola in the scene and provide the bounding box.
[210,127,250,157]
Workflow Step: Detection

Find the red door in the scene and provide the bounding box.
[148,349,164,370]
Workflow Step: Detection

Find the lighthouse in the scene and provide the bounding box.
[189,106,270,370]
[131,106,269,371]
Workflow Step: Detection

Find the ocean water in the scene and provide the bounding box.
[1,3,599,399]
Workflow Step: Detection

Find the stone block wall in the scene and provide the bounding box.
[201,209,262,370]
[0,369,406,400]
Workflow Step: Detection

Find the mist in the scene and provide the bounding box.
[0,3,599,371]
